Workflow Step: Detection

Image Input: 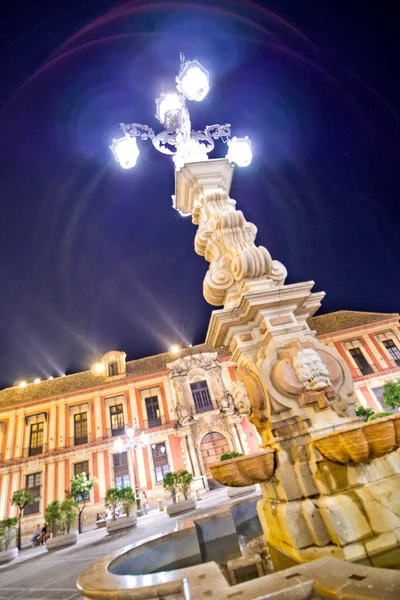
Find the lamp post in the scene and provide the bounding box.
[114,428,149,517]
[110,53,252,194]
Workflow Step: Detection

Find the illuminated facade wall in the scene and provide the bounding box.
[0,345,259,535]
[308,311,400,414]
[0,311,399,537]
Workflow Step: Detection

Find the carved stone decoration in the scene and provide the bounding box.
[292,348,331,392]
[167,352,219,376]
[176,404,193,427]
[231,376,270,440]
[231,381,251,415]
[192,190,287,306]
[188,412,233,449]
[265,339,354,420]
[27,459,41,472]
[219,391,234,415]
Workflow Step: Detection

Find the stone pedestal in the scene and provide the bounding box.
[174,157,400,569]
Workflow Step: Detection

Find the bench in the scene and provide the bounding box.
[96,519,107,529]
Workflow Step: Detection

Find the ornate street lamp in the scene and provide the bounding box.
[114,428,149,517]
[110,54,252,178]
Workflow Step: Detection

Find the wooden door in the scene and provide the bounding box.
[200,432,228,489]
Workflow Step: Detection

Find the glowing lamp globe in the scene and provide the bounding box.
[155,93,183,129]
[176,60,209,102]
[34,378,41,384]
[110,135,140,169]
[127,427,134,438]
[169,344,181,355]
[227,136,252,167]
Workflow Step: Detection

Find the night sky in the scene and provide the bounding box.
[0,0,399,388]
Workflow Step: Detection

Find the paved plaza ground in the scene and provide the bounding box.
[0,488,233,600]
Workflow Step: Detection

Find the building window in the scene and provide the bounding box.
[29,422,44,456]
[190,380,213,413]
[24,473,41,515]
[113,452,130,489]
[382,340,400,367]
[152,443,170,483]
[74,461,90,501]
[349,348,373,376]
[110,404,124,436]
[145,396,161,428]
[372,387,396,413]
[108,362,118,377]
[74,413,88,445]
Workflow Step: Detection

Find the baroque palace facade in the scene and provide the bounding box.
[0,310,399,536]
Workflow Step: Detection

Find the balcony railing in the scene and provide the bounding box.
[23,444,48,458]
[69,433,91,448]
[106,425,129,438]
[143,415,166,429]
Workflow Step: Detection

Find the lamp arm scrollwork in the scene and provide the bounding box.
[120,123,155,140]
[204,124,232,143]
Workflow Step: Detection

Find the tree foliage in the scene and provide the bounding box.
[383,381,400,409]
[60,497,78,534]
[367,411,393,421]
[11,489,34,511]
[163,472,178,503]
[117,486,136,517]
[175,469,193,501]
[354,405,374,419]
[0,517,18,552]
[67,472,97,533]
[45,500,63,537]
[11,489,34,550]
[105,488,119,521]
[220,451,244,461]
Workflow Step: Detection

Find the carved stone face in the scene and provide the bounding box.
[292,349,331,392]
[231,382,251,414]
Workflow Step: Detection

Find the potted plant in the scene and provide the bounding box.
[105,487,137,534]
[68,472,98,534]
[354,405,375,420]
[367,411,393,421]
[45,498,79,551]
[105,488,119,522]
[165,470,196,517]
[61,497,79,534]
[220,451,244,461]
[118,486,136,518]
[45,500,62,538]
[0,517,18,563]
[11,489,34,550]
[219,452,257,498]
[382,381,400,411]
[163,472,178,504]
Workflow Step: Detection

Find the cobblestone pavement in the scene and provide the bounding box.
[0,489,233,600]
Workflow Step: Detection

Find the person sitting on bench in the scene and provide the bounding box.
[31,524,41,547]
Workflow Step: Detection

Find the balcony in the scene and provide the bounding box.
[143,415,167,429]
[69,433,91,448]
[23,444,48,458]
[106,425,129,439]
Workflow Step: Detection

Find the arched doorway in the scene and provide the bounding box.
[200,432,229,489]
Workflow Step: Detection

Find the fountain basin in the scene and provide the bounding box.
[209,450,275,487]
[313,414,400,464]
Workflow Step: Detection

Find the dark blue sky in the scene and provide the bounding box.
[0,0,399,387]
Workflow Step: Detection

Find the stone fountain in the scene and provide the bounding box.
[175,158,400,570]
